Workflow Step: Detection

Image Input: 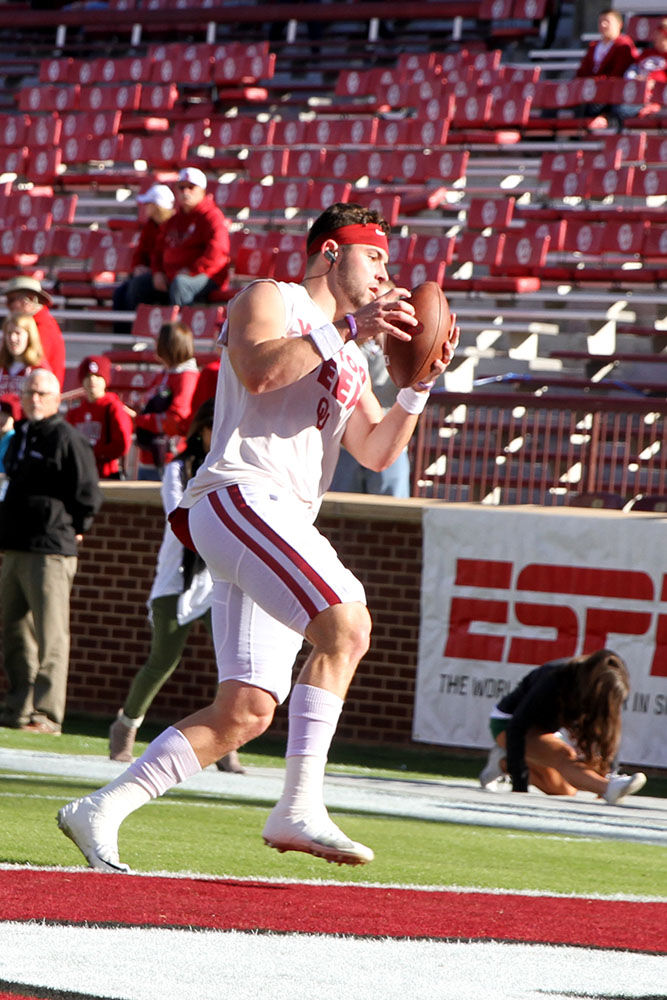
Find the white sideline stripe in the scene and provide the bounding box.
[1,747,666,846]
[0,924,664,1000]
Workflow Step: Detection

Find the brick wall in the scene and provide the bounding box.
[0,485,427,747]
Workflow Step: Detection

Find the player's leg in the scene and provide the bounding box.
[109,595,195,761]
[195,485,375,865]
[525,730,603,796]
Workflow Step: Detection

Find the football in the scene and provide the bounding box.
[384,282,453,388]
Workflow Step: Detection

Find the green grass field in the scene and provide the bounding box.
[1,716,665,898]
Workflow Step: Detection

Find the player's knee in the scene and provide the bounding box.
[335,602,372,662]
[307,601,372,663]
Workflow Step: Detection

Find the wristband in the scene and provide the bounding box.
[397,386,431,414]
[309,322,345,360]
[344,313,358,340]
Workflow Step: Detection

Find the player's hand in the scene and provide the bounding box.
[352,287,417,343]
[442,312,459,367]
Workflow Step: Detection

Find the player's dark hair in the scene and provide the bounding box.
[558,649,629,773]
[306,202,390,252]
[156,320,194,368]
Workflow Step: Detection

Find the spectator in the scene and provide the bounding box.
[479,649,647,804]
[0,394,20,474]
[66,355,134,480]
[0,368,102,734]
[4,276,65,388]
[188,353,219,424]
[330,334,410,496]
[609,18,667,127]
[112,183,176,318]
[576,10,637,79]
[134,319,199,479]
[109,399,244,774]
[152,167,231,306]
[0,312,51,412]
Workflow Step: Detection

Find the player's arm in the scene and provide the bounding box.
[227,281,416,396]
[227,281,342,394]
[341,360,445,472]
[342,319,458,471]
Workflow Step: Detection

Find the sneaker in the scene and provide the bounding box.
[479,744,506,788]
[20,716,61,734]
[604,772,647,805]
[262,806,374,866]
[215,750,246,774]
[109,712,136,762]
[56,797,130,873]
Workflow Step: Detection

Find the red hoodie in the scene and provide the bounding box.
[66,391,134,479]
[576,34,638,78]
[153,196,231,288]
[34,306,66,388]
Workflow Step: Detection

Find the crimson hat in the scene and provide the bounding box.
[78,355,111,384]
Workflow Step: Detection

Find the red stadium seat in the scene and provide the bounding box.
[26,148,62,184]
[131,304,179,340]
[234,244,276,281]
[588,166,635,199]
[561,221,604,256]
[180,305,225,341]
[207,117,274,148]
[245,148,289,179]
[78,84,142,112]
[396,258,447,287]
[39,56,73,84]
[282,148,325,181]
[353,190,401,226]
[467,197,515,230]
[0,114,29,147]
[305,117,378,146]
[272,250,305,283]
[305,181,352,212]
[455,232,505,266]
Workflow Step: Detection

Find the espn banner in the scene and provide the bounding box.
[413,506,667,767]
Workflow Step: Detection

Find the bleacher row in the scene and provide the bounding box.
[0,11,665,503]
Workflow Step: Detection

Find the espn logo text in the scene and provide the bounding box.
[444,559,667,677]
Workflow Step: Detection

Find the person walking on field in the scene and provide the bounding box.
[57,201,458,872]
[479,649,647,803]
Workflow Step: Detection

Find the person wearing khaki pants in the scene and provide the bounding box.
[1,551,77,729]
[0,369,102,735]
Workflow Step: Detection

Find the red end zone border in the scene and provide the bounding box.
[0,869,664,953]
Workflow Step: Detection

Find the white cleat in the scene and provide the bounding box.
[479,744,506,789]
[262,807,374,866]
[57,797,130,873]
[604,772,647,805]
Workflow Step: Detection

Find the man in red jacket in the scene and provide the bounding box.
[4,276,66,388]
[151,167,231,306]
[576,10,637,79]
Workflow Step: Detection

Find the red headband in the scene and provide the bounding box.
[307,223,389,257]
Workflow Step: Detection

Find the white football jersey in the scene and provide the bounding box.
[182,280,369,518]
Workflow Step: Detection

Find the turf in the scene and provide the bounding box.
[1,772,665,898]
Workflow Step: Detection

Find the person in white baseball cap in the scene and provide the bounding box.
[147,165,231,306]
[112,181,177,327]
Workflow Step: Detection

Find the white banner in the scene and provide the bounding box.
[413,506,667,768]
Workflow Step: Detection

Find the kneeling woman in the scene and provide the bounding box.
[480,650,646,804]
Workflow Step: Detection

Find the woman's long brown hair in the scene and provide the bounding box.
[558,649,630,773]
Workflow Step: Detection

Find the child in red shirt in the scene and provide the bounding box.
[66,355,134,480]
[134,320,198,478]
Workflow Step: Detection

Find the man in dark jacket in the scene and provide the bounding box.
[0,368,102,733]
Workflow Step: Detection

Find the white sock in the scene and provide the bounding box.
[286,684,343,757]
[279,685,344,819]
[91,726,202,828]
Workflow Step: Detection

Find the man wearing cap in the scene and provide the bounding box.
[150,167,231,306]
[112,183,176,318]
[5,276,65,388]
[57,202,459,873]
[66,355,134,480]
[0,368,102,734]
